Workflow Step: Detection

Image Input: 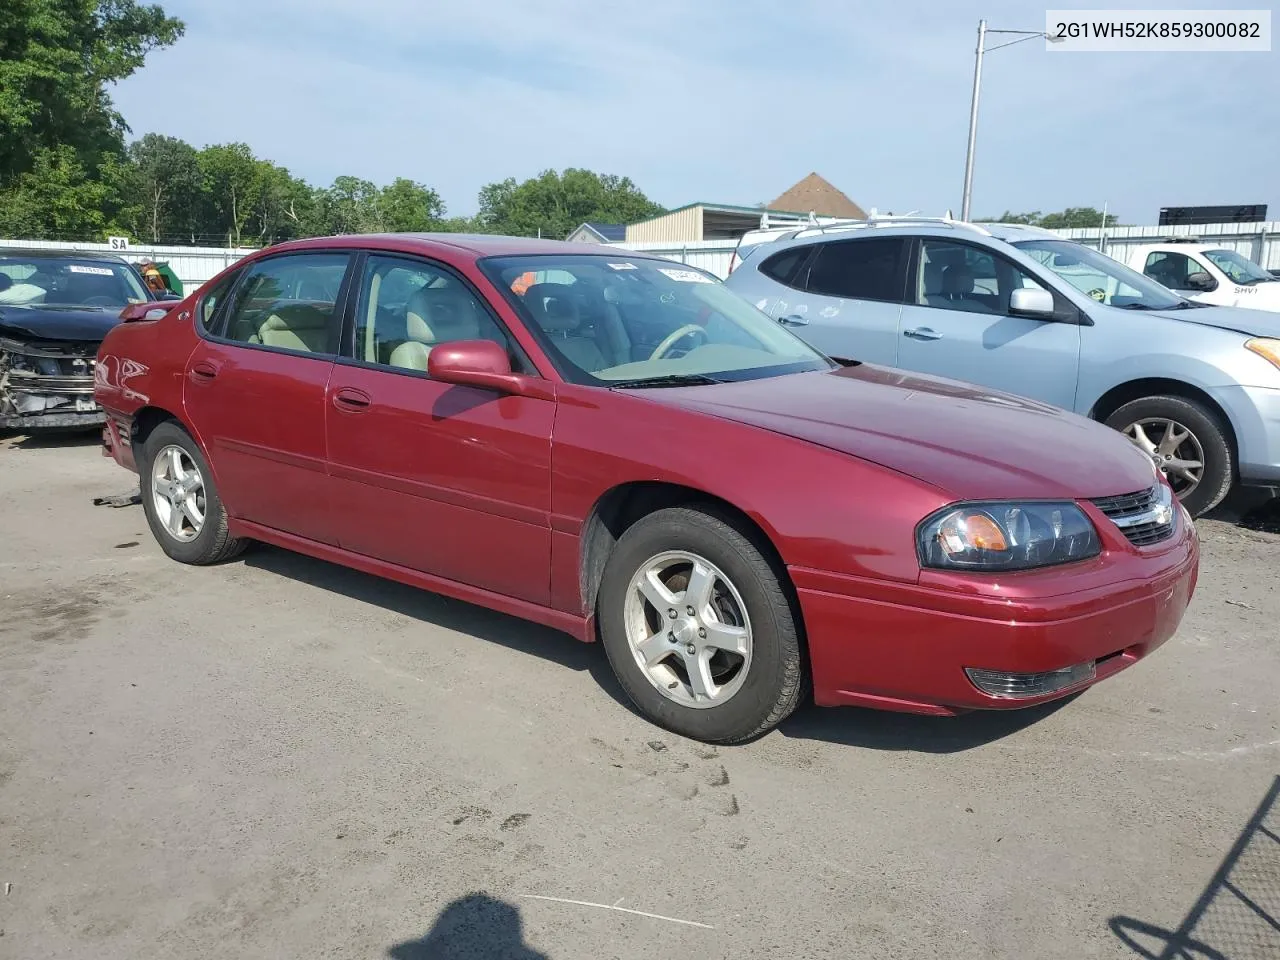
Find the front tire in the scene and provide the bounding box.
[140,421,245,565]
[1104,395,1233,518]
[597,506,805,744]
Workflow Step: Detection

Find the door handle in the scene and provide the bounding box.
[903,327,943,341]
[332,387,372,412]
[188,361,218,383]
[777,314,809,326]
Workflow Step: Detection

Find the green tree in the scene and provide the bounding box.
[0,144,116,239]
[378,178,445,233]
[197,142,262,246]
[0,1,184,185]
[121,133,201,241]
[475,168,663,238]
[990,207,1119,229]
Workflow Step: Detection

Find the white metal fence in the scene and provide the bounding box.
[0,238,254,293]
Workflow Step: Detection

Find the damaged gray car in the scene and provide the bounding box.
[0,249,176,431]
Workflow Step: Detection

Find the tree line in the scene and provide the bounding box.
[0,2,663,247]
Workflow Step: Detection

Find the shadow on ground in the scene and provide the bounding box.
[1204,487,1280,534]
[1109,775,1279,959]
[388,893,549,960]
[243,544,1075,754]
[1,427,101,450]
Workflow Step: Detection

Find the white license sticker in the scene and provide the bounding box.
[75,397,98,411]
[607,262,637,270]
[68,265,114,276]
[658,268,712,283]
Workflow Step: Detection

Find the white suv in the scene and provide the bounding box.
[1121,240,1280,312]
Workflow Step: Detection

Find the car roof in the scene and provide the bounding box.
[263,233,662,261]
[0,248,130,264]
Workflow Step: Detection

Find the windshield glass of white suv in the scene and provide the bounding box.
[0,257,150,307]
[1012,240,1186,310]
[1204,249,1275,284]
[481,255,834,386]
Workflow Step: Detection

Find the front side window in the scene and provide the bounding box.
[1013,239,1186,310]
[803,238,906,301]
[347,255,514,373]
[914,239,1046,316]
[220,253,349,353]
[1143,251,1205,289]
[1203,249,1275,284]
[479,255,832,387]
[0,257,150,307]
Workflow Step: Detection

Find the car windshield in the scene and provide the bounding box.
[0,257,150,307]
[1012,239,1186,310]
[1204,249,1275,284]
[480,254,834,386]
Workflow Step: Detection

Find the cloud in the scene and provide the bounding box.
[111,0,1280,222]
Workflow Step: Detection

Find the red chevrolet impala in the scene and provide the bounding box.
[94,234,1199,744]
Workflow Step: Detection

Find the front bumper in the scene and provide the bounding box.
[792,509,1200,715]
[0,337,102,431]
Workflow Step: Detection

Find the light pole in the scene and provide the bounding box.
[960,20,1062,221]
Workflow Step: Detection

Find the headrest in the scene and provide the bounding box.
[523,283,580,333]
[941,264,975,296]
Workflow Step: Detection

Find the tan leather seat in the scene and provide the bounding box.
[252,304,331,352]
[388,340,431,372]
[523,283,608,372]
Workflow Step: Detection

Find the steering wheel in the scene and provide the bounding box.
[649,324,709,361]
[83,295,117,307]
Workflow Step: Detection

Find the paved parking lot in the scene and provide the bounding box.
[1,432,1277,960]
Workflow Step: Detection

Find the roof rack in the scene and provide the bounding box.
[774,211,994,242]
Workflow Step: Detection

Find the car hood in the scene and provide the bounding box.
[644,365,1156,501]
[0,303,126,342]
[1147,302,1280,337]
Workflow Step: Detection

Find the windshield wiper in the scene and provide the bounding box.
[607,373,724,389]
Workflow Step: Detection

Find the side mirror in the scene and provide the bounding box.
[427,340,540,397]
[1185,271,1218,292]
[119,302,171,322]
[1008,287,1056,319]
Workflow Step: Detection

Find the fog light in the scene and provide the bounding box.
[965,661,1096,699]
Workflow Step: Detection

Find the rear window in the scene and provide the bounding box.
[803,238,907,302]
[758,247,808,287]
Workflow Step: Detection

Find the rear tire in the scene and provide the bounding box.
[140,421,245,565]
[597,506,805,744]
[1104,395,1233,518]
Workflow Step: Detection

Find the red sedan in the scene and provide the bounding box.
[94,234,1199,744]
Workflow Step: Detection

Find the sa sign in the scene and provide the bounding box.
[108,236,130,251]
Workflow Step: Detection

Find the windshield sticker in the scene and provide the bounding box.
[606,262,637,270]
[68,265,114,276]
[658,268,713,284]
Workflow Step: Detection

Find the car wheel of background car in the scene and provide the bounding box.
[597,506,805,744]
[140,421,246,565]
[1105,395,1233,518]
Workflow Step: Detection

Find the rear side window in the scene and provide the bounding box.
[803,238,908,302]
[219,253,351,355]
[198,267,243,333]
[758,247,808,287]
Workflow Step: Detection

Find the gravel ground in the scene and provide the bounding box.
[1,432,1277,960]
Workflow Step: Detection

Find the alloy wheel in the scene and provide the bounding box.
[622,550,752,709]
[150,444,206,542]
[1122,417,1205,499]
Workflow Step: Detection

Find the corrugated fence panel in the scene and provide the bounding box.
[611,240,736,278]
[1059,221,1279,270]
[0,238,254,291]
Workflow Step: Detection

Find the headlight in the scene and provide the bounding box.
[918,501,1100,571]
[1245,337,1280,371]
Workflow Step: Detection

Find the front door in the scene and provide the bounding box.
[183,251,352,543]
[895,238,1081,411]
[324,253,556,606]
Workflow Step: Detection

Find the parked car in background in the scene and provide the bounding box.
[1120,239,1280,311]
[726,219,1280,517]
[0,249,171,431]
[94,233,1198,744]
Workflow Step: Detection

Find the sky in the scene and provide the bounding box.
[110,0,1280,225]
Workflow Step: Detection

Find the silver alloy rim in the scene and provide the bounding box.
[1123,417,1205,499]
[623,550,752,709]
[150,444,206,542]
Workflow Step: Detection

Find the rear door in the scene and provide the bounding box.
[764,237,908,364]
[895,237,1081,410]
[183,251,352,543]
